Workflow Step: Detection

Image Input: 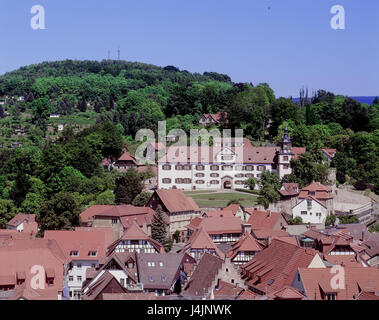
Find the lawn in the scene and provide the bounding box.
[188,191,259,208]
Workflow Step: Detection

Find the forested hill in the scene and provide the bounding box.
[0,59,232,97]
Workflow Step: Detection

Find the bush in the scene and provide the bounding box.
[336,171,346,184]
[325,214,337,226]
[289,217,303,225]
[354,180,367,191]
[236,188,260,195]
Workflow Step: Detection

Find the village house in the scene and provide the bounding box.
[157,128,305,190]
[182,253,246,299]
[240,239,320,296]
[80,204,155,241]
[198,111,228,125]
[292,182,335,224]
[136,253,196,296]
[82,251,141,299]
[322,148,337,164]
[292,267,379,300]
[44,228,113,300]
[226,231,265,266]
[0,239,67,300]
[147,189,202,241]
[180,227,225,260]
[279,183,299,209]
[107,221,165,255]
[186,216,243,244]
[82,271,129,300]
[6,213,38,234]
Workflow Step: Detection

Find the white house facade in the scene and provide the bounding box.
[292,198,327,224]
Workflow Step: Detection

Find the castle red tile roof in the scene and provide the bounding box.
[241,238,316,295]
[298,267,379,300]
[159,145,306,165]
[356,291,379,300]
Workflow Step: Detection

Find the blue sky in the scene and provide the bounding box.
[0,0,378,97]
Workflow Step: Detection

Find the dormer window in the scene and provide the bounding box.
[88,251,97,257]
[70,250,79,256]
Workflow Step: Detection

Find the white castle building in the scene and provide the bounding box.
[157,128,305,191]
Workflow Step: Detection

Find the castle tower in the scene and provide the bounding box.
[278,127,294,180]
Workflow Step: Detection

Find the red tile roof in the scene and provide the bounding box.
[245,209,283,230]
[322,148,337,159]
[251,229,290,240]
[279,183,299,197]
[44,229,111,261]
[241,239,316,295]
[298,267,379,300]
[107,221,164,255]
[181,227,225,259]
[204,209,235,218]
[80,204,155,228]
[0,239,66,297]
[267,286,306,300]
[226,232,264,260]
[194,216,243,235]
[159,145,306,165]
[208,280,244,300]
[7,213,35,227]
[154,189,201,213]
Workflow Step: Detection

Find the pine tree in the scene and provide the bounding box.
[78,97,87,112]
[0,105,5,119]
[151,205,169,247]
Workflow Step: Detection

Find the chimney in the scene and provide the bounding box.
[242,224,252,235]
[267,211,271,218]
[267,236,272,245]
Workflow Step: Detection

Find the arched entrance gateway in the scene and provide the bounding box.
[221,176,233,190]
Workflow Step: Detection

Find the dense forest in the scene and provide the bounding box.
[0,59,378,231]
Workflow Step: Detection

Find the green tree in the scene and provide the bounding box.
[37,192,82,233]
[325,214,336,226]
[244,177,258,191]
[95,190,115,205]
[289,217,303,225]
[114,169,143,204]
[132,191,152,206]
[151,205,169,250]
[0,199,17,228]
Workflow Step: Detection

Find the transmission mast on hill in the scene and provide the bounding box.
[117,47,120,61]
